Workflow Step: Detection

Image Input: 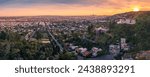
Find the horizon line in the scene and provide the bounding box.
[0,14,110,17]
[0,11,149,17]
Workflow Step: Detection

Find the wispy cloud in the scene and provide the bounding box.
[1,0,150,7]
[0,0,150,16]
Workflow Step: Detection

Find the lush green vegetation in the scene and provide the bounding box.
[0,31,76,60]
[0,12,150,60]
[109,12,150,54]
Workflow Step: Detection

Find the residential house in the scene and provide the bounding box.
[109,44,120,56]
[135,50,150,60]
[121,38,129,51]
[91,47,102,57]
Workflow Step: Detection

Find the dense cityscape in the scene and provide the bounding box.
[0,11,150,60]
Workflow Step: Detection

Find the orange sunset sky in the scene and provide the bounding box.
[0,0,150,16]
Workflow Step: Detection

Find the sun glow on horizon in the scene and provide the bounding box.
[133,7,140,12]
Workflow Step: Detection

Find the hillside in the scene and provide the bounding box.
[107,11,150,20]
[108,11,150,53]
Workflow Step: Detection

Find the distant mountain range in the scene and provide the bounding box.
[0,11,150,22]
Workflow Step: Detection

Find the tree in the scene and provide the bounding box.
[35,31,43,40]
[59,52,76,60]
[0,31,8,40]
[133,13,150,51]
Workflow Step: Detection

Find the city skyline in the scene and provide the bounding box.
[0,0,150,16]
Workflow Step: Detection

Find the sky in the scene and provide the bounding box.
[0,0,150,16]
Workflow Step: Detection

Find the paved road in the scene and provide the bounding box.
[77,55,114,60]
[88,55,114,60]
[46,25,64,52]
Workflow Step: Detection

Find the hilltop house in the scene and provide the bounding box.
[117,18,136,24]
